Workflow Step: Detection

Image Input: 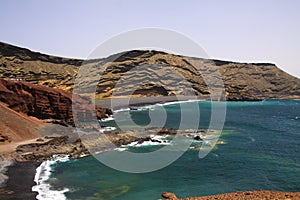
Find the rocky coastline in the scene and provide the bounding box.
[0,126,212,198]
[0,127,210,162]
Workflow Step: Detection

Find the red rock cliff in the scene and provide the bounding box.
[0,78,111,126]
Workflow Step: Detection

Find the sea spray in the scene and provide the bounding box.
[32,155,70,200]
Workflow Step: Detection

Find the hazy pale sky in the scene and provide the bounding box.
[1,0,299,77]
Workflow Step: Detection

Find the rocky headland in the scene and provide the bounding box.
[0,124,211,162]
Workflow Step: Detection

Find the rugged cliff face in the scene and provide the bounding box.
[0,78,112,126]
[1,42,299,100]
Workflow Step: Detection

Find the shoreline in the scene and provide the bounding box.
[95,95,210,110]
[2,160,300,200]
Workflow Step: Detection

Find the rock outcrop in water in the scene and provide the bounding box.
[1,42,300,101]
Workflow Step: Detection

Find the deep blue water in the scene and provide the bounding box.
[39,100,300,200]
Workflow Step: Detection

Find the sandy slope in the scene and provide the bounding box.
[0,103,42,153]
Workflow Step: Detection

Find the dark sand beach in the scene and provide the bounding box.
[0,161,40,200]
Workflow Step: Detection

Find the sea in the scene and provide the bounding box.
[32,99,300,200]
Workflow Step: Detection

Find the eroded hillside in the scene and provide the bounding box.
[1,42,299,100]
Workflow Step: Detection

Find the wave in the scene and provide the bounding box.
[32,155,70,200]
[113,108,130,113]
[156,99,202,106]
[143,99,203,109]
[143,100,203,112]
[113,99,203,113]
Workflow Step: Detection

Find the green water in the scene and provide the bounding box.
[43,100,300,199]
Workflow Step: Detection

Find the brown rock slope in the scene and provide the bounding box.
[0,102,40,146]
[0,78,111,126]
[1,42,300,100]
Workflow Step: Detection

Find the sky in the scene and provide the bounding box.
[1,0,299,78]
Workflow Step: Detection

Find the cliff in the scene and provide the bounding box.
[1,42,300,100]
[0,78,112,126]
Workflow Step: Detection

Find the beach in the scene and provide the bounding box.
[0,161,40,199]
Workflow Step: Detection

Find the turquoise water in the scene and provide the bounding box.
[40,100,300,199]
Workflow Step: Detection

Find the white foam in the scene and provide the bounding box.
[114,147,127,151]
[151,135,169,141]
[135,140,171,147]
[32,155,70,200]
[125,141,139,147]
[100,116,114,122]
[113,108,130,113]
[136,106,155,111]
[155,99,202,107]
[115,135,171,151]
[113,99,202,113]
[138,100,202,111]
[98,126,116,133]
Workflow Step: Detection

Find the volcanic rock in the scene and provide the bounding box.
[0,78,111,126]
[1,42,300,100]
